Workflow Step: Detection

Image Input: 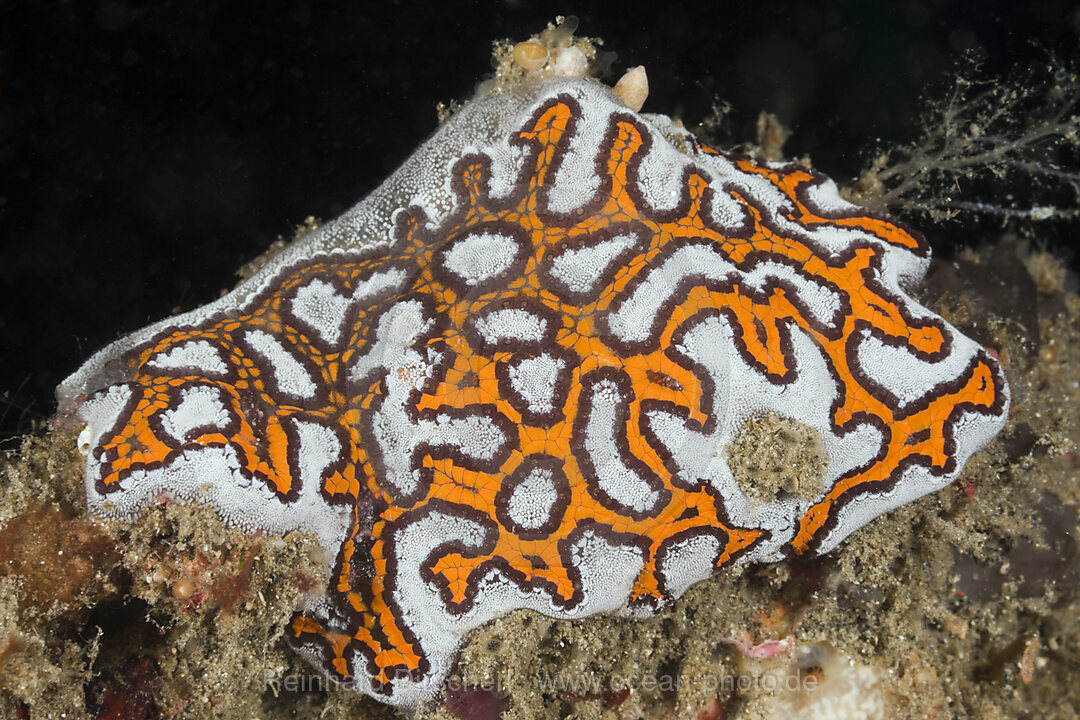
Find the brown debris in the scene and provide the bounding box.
[0,506,116,615]
[727,413,827,506]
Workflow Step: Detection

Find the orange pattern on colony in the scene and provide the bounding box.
[91,95,1004,694]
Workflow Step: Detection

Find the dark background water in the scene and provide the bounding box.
[1,1,1077,440]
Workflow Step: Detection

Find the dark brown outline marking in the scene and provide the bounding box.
[493,454,572,538]
[572,366,672,520]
